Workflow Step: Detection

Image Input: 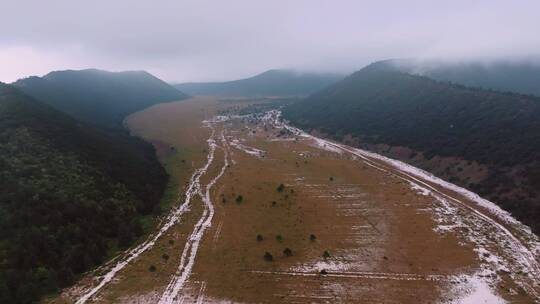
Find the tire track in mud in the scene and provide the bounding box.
[248,270,453,281]
[196,281,207,304]
[74,127,219,304]
[158,130,230,304]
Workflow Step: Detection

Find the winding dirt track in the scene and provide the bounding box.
[74,117,228,304]
[159,127,230,303]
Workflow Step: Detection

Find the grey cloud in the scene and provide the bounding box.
[1,0,539,82]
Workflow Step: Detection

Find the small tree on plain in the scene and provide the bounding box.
[264,252,273,261]
[283,248,293,257]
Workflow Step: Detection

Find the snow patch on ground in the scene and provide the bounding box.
[410,182,431,196]
[311,137,343,154]
[229,138,266,158]
[445,273,507,304]
[291,260,351,273]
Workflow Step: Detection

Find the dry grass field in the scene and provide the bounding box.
[46,97,540,304]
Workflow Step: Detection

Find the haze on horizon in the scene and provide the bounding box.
[1,0,540,83]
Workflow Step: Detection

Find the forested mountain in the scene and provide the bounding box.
[0,83,168,303]
[282,61,540,233]
[174,69,342,97]
[390,58,540,97]
[13,69,188,128]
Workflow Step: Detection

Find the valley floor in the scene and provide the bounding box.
[47,97,540,303]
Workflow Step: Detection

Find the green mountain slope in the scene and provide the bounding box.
[13,69,188,128]
[0,83,168,303]
[282,61,540,233]
[391,59,540,97]
[174,69,342,97]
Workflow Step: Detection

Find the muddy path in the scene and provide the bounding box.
[48,98,540,303]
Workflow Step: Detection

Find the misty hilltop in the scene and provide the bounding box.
[380,58,540,97]
[12,69,189,128]
[174,69,343,97]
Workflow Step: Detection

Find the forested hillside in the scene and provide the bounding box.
[0,83,168,303]
[13,69,188,128]
[174,69,342,97]
[282,61,540,233]
[391,59,540,97]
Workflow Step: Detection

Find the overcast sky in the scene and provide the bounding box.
[1,0,539,83]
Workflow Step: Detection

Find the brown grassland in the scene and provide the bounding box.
[47,97,538,303]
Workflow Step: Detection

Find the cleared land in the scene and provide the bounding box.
[47,97,540,303]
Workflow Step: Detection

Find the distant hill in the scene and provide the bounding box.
[389,58,540,97]
[283,61,540,234]
[0,83,168,303]
[13,69,188,128]
[174,69,342,97]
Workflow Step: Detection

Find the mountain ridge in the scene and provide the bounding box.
[174,69,343,97]
[13,69,189,128]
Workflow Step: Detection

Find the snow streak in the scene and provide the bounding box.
[229,138,266,158]
[158,130,229,304]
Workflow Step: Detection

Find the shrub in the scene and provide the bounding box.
[276,235,283,242]
[162,254,169,260]
[264,252,273,261]
[322,250,331,259]
[283,248,293,257]
[236,195,243,203]
[309,234,317,241]
[149,265,157,272]
[277,184,285,192]
[257,234,263,242]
